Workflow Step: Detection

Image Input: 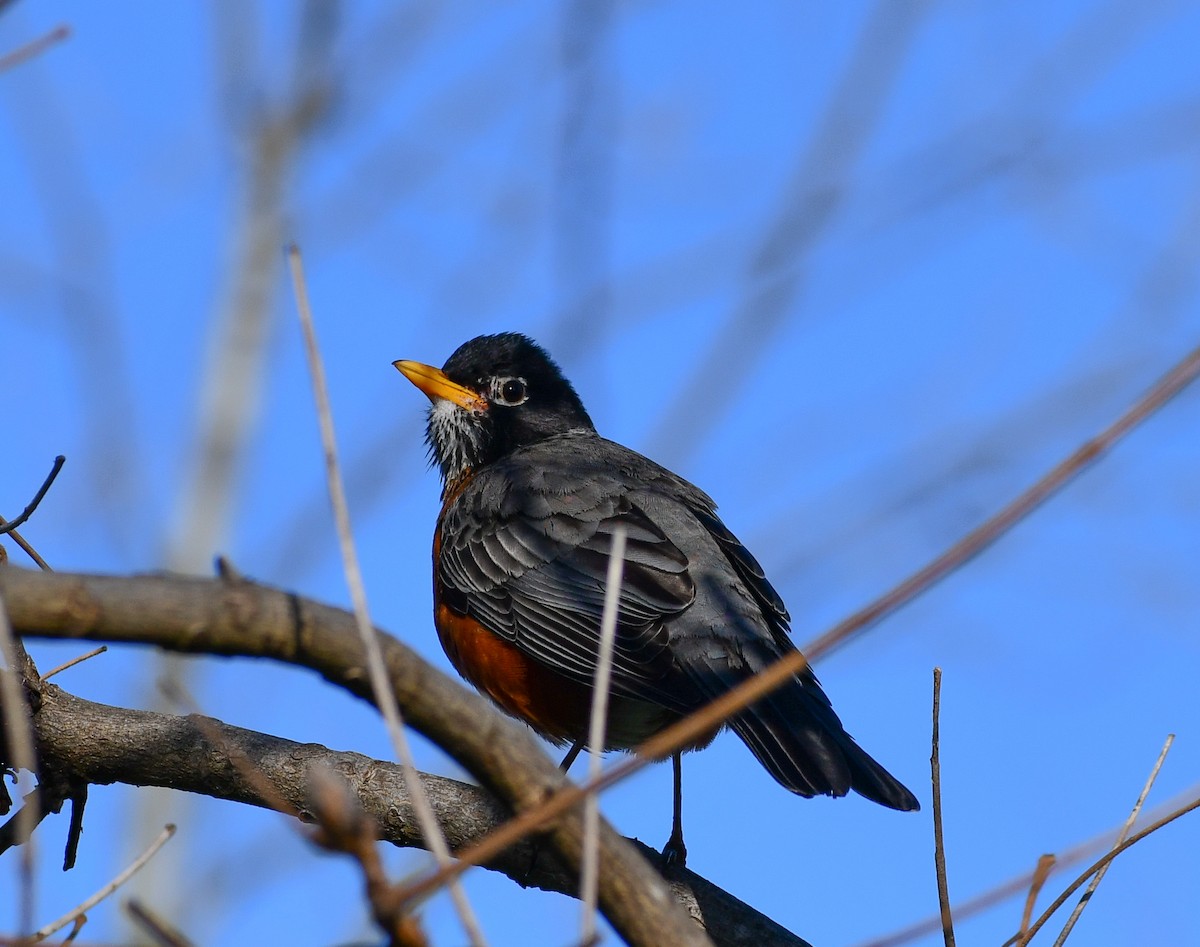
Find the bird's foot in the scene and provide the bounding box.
[660,833,687,870]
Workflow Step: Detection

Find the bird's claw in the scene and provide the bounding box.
[660,835,687,870]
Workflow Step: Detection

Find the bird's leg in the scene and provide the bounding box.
[558,740,584,774]
[660,751,687,868]
[522,740,585,884]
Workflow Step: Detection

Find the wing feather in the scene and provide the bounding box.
[439,468,697,708]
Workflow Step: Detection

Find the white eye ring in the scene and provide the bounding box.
[492,376,528,406]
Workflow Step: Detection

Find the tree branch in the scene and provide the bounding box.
[1,566,810,946]
[27,682,807,947]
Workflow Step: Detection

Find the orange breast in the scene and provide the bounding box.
[431,476,709,751]
[435,600,596,745]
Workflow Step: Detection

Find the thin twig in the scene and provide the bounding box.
[858,783,1200,947]
[32,824,176,942]
[306,767,429,947]
[62,784,86,871]
[286,245,486,947]
[1018,791,1200,946]
[0,597,38,935]
[1050,734,1174,947]
[124,898,195,947]
[0,516,53,571]
[0,456,66,536]
[580,526,627,947]
[1016,854,1057,942]
[41,646,107,681]
[647,0,933,465]
[931,668,955,946]
[804,338,1200,662]
[0,25,70,73]
[394,338,1200,907]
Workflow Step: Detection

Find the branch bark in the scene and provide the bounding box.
[0,566,810,947]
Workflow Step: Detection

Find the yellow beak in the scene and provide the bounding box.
[393,360,487,411]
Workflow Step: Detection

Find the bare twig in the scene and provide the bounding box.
[580,525,627,946]
[0,24,70,73]
[1017,855,1057,941]
[0,516,53,572]
[999,736,1177,947]
[931,668,955,947]
[32,824,176,942]
[124,898,195,947]
[0,597,38,935]
[286,245,486,947]
[306,767,430,947]
[858,784,1200,947]
[167,6,334,577]
[41,646,107,681]
[805,338,1200,663]
[0,456,66,536]
[62,784,86,871]
[1018,791,1200,946]
[1049,734,1174,946]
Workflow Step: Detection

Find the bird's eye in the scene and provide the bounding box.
[494,377,528,406]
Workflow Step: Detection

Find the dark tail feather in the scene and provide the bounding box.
[727,678,920,812]
[838,730,920,811]
[727,693,852,797]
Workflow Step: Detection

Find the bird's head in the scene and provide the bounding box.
[394,333,594,489]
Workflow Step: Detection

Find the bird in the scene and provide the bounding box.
[394,332,919,867]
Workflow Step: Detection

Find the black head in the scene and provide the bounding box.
[394,333,594,488]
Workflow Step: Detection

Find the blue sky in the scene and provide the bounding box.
[3,2,1199,945]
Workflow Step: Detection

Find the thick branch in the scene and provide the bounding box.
[0,567,807,946]
[27,686,808,947]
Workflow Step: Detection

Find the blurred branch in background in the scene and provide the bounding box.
[761,156,1200,609]
[0,23,68,74]
[862,0,1174,233]
[166,0,338,574]
[258,0,938,582]
[140,0,341,930]
[255,7,549,585]
[1,23,143,554]
[307,9,530,247]
[547,0,615,363]
[648,0,933,468]
[257,3,1200,599]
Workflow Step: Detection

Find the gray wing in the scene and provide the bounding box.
[437,448,699,708]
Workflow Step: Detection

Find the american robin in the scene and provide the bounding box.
[395,332,919,867]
